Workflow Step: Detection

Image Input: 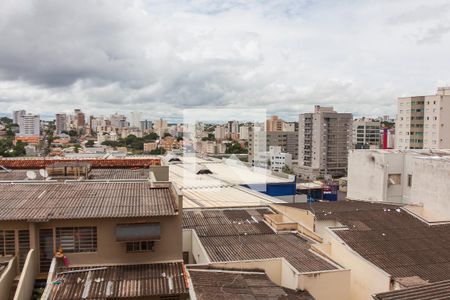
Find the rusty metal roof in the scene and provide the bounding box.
[0,168,151,181]
[0,157,160,169]
[286,201,450,283]
[373,279,450,300]
[189,268,315,300]
[0,182,178,221]
[48,262,189,299]
[182,208,338,273]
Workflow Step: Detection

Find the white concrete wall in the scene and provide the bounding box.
[14,249,37,300]
[410,157,450,220]
[299,269,351,300]
[322,228,391,300]
[0,257,17,300]
[347,150,388,202]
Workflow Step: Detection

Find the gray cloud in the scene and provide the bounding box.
[0,0,450,121]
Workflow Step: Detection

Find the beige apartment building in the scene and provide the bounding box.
[248,128,299,163]
[298,105,352,179]
[0,181,188,300]
[396,87,450,149]
[352,118,381,149]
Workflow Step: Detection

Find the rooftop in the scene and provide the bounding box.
[284,200,450,283]
[182,208,339,273]
[0,157,160,169]
[189,268,314,300]
[47,262,189,299]
[373,279,450,300]
[0,182,178,221]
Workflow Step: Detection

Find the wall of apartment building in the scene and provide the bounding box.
[396,96,425,150]
[0,215,182,272]
[423,94,450,149]
[347,150,405,202]
[410,157,450,221]
[322,228,391,300]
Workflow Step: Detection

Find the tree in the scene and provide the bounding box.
[86,140,95,147]
[225,142,248,154]
[149,148,166,155]
[143,133,159,142]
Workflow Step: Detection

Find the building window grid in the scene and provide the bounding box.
[56,227,97,253]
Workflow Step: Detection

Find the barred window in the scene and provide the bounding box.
[0,230,15,256]
[126,241,154,253]
[56,227,97,253]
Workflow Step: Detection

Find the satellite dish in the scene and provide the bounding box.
[26,171,37,180]
[39,169,48,178]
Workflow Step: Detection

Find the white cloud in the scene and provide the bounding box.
[0,0,450,120]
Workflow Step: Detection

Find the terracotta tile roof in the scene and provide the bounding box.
[182,208,338,273]
[373,279,450,300]
[284,201,450,283]
[0,157,160,169]
[48,262,188,299]
[189,269,315,300]
[0,182,178,221]
[0,168,151,181]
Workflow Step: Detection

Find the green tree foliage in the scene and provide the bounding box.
[225,142,248,154]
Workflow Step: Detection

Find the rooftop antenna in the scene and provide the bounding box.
[26,170,37,180]
[39,169,49,179]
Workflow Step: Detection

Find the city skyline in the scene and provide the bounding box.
[2,1,450,120]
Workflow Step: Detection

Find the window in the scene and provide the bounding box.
[56,227,97,253]
[116,223,161,242]
[408,174,412,187]
[0,230,15,256]
[126,241,154,252]
[388,174,401,185]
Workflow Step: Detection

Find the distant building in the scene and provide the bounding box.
[130,111,142,128]
[153,118,168,137]
[249,128,298,163]
[253,146,292,172]
[239,125,249,140]
[74,109,85,132]
[140,119,152,133]
[266,115,285,131]
[214,125,226,140]
[282,122,297,132]
[12,110,26,125]
[227,120,239,134]
[110,113,127,128]
[352,118,381,149]
[143,142,158,153]
[298,105,352,179]
[396,87,450,149]
[55,113,67,134]
[18,113,40,137]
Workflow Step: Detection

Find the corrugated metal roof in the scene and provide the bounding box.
[200,234,337,273]
[286,201,450,283]
[0,157,160,169]
[48,262,189,299]
[0,182,178,221]
[189,269,315,300]
[182,208,338,273]
[373,279,450,300]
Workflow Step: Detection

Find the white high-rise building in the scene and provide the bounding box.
[239,126,249,140]
[396,87,450,149]
[214,126,226,140]
[12,110,26,126]
[352,118,381,149]
[130,111,142,128]
[19,114,40,136]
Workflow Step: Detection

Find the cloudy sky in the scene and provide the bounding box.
[1,0,450,121]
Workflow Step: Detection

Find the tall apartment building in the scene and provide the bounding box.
[74,109,85,132]
[298,105,352,179]
[130,111,142,128]
[352,118,381,149]
[12,110,26,125]
[214,125,226,140]
[239,125,249,140]
[266,115,285,131]
[55,113,67,134]
[248,128,298,163]
[396,87,450,149]
[18,113,40,136]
